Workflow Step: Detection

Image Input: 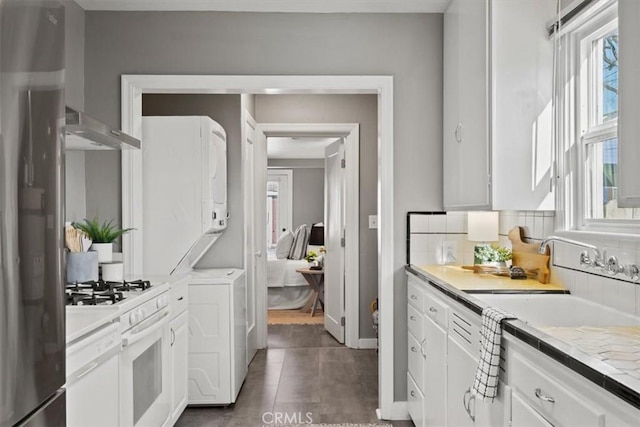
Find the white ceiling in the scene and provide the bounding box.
[267,137,339,159]
[74,0,450,13]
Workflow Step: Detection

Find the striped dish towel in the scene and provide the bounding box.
[471,306,516,401]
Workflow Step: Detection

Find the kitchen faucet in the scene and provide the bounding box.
[540,235,640,281]
[539,235,603,264]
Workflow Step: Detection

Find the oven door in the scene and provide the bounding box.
[119,308,171,427]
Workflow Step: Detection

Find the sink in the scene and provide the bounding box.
[473,293,640,327]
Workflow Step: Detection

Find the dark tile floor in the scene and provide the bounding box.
[176,324,414,427]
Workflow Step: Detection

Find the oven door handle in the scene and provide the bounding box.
[122,309,170,348]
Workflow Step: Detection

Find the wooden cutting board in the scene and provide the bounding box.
[508,226,550,284]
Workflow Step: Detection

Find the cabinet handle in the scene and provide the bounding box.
[463,388,476,422]
[410,315,416,321]
[411,346,418,353]
[429,307,438,314]
[455,123,463,143]
[420,338,427,358]
[410,391,416,398]
[534,388,555,403]
[410,294,418,300]
[171,328,176,346]
[177,296,184,301]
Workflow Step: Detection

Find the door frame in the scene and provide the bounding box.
[257,123,359,348]
[120,74,400,420]
[265,168,293,244]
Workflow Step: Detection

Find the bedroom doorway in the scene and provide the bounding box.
[266,135,345,334]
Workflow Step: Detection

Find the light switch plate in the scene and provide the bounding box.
[442,241,457,264]
[368,215,378,229]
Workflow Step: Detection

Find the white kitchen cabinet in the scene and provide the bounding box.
[443,0,556,211]
[187,269,247,405]
[423,293,448,427]
[511,392,553,427]
[170,311,188,423]
[618,0,640,207]
[447,336,478,427]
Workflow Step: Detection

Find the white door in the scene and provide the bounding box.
[243,111,265,363]
[324,139,345,343]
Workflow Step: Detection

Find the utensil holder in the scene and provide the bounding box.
[66,251,99,283]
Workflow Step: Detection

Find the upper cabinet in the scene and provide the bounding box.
[443,0,556,211]
[618,0,640,207]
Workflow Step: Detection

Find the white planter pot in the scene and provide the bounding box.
[91,242,113,263]
[102,262,124,282]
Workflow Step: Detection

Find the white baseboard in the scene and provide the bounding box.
[378,401,409,421]
[358,338,378,349]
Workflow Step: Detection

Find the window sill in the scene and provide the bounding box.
[554,228,640,243]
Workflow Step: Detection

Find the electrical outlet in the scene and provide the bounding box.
[442,241,457,264]
[368,215,378,229]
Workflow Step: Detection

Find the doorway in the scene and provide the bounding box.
[120,75,399,419]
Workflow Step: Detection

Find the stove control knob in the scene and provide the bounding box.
[129,311,141,326]
[137,307,147,319]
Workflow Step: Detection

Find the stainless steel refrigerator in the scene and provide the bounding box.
[0,1,66,425]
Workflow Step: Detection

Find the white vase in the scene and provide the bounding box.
[101,261,124,282]
[91,242,113,263]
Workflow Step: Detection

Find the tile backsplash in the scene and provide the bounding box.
[407,210,555,266]
[407,210,640,318]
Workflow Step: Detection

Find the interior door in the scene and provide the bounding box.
[324,139,345,343]
[266,169,293,247]
[243,111,264,363]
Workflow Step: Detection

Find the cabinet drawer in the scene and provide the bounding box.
[449,307,481,356]
[408,331,425,392]
[407,303,424,341]
[171,280,189,315]
[408,278,425,311]
[407,372,425,427]
[424,291,448,328]
[511,353,605,427]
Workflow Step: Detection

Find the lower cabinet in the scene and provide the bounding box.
[511,392,553,427]
[446,336,477,427]
[170,310,189,423]
[423,308,447,427]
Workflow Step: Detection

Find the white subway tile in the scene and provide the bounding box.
[446,212,465,233]
[430,215,447,233]
[543,216,555,237]
[410,234,430,252]
[571,271,590,298]
[617,282,637,315]
[533,216,544,239]
[602,278,618,310]
[587,274,605,304]
[410,251,433,266]
[410,215,429,233]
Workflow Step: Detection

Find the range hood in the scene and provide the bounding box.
[65,107,140,150]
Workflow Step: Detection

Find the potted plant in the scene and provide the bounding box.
[474,244,512,266]
[72,217,134,262]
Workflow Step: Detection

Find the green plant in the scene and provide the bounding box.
[474,244,512,264]
[72,217,134,243]
[305,250,318,263]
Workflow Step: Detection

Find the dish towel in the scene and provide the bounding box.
[471,306,516,402]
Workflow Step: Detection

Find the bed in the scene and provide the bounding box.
[266,255,313,310]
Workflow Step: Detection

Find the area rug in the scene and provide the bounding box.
[267,309,324,325]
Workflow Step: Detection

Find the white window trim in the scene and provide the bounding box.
[556,1,640,235]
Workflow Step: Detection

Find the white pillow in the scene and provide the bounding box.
[289,224,310,260]
[275,230,295,259]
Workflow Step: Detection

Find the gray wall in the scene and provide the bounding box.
[62,1,86,223]
[142,94,243,268]
[256,94,379,340]
[291,167,324,229]
[83,11,444,399]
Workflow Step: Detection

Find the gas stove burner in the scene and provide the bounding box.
[65,278,152,306]
[66,289,124,306]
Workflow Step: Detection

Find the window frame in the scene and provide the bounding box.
[559,2,640,234]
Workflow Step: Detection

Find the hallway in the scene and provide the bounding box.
[176,324,411,426]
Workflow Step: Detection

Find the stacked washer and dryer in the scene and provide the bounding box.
[142,116,247,406]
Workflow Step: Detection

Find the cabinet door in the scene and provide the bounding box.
[447,336,477,427]
[170,310,189,422]
[511,392,553,427]
[423,316,446,427]
[443,0,462,208]
[444,0,490,210]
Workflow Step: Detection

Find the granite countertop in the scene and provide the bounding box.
[406,264,640,411]
[416,264,568,293]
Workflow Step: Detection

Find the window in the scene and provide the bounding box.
[570,3,640,228]
[266,169,293,247]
